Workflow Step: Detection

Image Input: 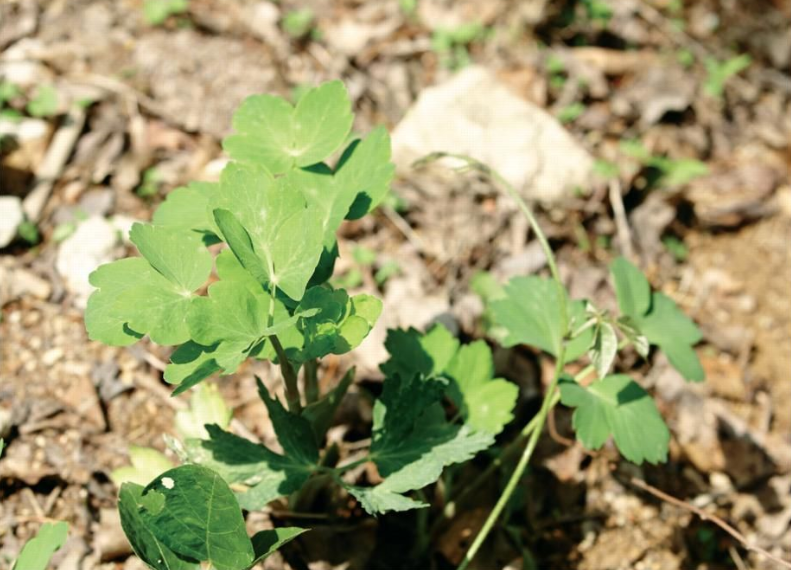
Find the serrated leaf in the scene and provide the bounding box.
[589,322,618,379]
[610,257,651,318]
[444,340,518,435]
[139,465,253,570]
[85,258,149,346]
[152,182,219,242]
[212,163,325,300]
[223,81,353,174]
[380,325,459,379]
[295,286,382,361]
[185,425,312,510]
[250,528,307,567]
[12,522,69,570]
[257,379,319,465]
[559,374,670,464]
[345,484,427,514]
[491,276,593,360]
[118,484,199,570]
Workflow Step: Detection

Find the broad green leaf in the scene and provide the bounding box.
[223,81,353,174]
[445,341,518,435]
[491,276,593,360]
[174,383,233,440]
[152,182,219,242]
[12,522,68,570]
[86,224,213,346]
[164,341,235,395]
[610,257,651,318]
[250,528,307,567]
[185,425,312,510]
[257,379,319,465]
[213,163,325,300]
[139,465,254,570]
[338,127,395,219]
[589,322,618,379]
[295,286,382,361]
[118,483,199,570]
[301,367,354,445]
[559,374,670,465]
[111,446,174,487]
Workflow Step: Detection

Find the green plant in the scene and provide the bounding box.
[136,167,162,198]
[546,53,567,89]
[282,9,319,40]
[85,81,520,568]
[414,153,704,569]
[143,0,189,26]
[703,54,751,98]
[431,22,489,70]
[557,101,586,123]
[621,139,708,187]
[26,84,58,118]
[11,521,68,570]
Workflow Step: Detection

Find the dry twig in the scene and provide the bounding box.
[630,477,791,569]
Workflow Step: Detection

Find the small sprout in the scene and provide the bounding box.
[26,85,59,118]
[143,0,189,26]
[282,9,317,40]
[703,54,751,99]
[557,102,586,124]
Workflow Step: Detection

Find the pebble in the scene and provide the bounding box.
[0,196,24,248]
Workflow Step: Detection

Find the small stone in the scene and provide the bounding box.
[42,347,64,366]
[0,196,23,247]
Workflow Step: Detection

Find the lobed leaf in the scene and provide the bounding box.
[559,374,670,464]
[223,81,353,174]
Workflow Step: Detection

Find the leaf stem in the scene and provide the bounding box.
[414,153,569,334]
[304,359,320,404]
[268,284,302,413]
[457,344,568,570]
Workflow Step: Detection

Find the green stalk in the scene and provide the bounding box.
[456,345,567,570]
[304,358,320,404]
[414,154,571,569]
[268,285,302,413]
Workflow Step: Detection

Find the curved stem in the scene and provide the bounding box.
[457,345,567,570]
[268,284,301,413]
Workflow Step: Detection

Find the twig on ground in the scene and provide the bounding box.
[22,106,87,222]
[630,477,791,570]
[608,179,635,260]
[380,205,425,252]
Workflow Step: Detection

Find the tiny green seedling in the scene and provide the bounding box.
[143,0,189,26]
[557,102,586,124]
[621,139,708,187]
[26,84,59,118]
[282,9,319,41]
[431,22,489,70]
[703,54,751,98]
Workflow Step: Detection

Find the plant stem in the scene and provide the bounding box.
[268,284,302,413]
[457,345,568,570]
[304,359,320,404]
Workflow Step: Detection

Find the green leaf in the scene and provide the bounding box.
[559,374,670,464]
[138,465,254,570]
[380,325,459,379]
[85,224,213,346]
[12,522,69,570]
[610,256,651,318]
[174,383,233,440]
[295,286,382,361]
[589,322,618,379]
[338,127,395,219]
[491,276,592,360]
[118,483,199,570]
[223,81,353,174]
[26,85,58,117]
[212,163,325,300]
[250,528,307,566]
[111,446,175,487]
[152,182,219,242]
[257,379,319,465]
[444,340,518,435]
[185,425,312,510]
[636,293,704,382]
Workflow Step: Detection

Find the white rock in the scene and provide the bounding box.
[0,196,24,248]
[391,66,594,203]
[56,216,120,308]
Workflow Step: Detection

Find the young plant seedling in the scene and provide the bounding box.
[85,81,520,568]
[414,153,705,569]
